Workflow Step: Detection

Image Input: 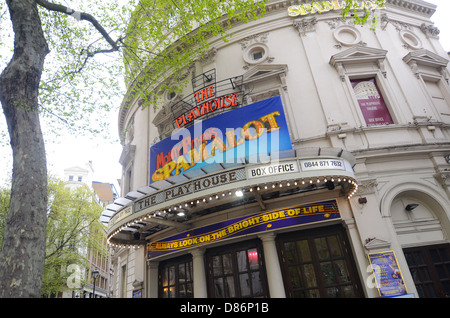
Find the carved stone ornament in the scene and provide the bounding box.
[330,46,388,81]
[239,32,269,50]
[358,179,379,195]
[402,49,449,81]
[420,23,440,39]
[293,17,318,36]
[199,47,217,65]
[364,237,391,252]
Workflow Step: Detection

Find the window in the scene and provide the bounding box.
[404,244,450,298]
[252,51,263,61]
[350,78,394,126]
[159,256,193,298]
[165,89,177,102]
[125,168,133,194]
[330,47,399,127]
[68,175,73,181]
[243,43,269,65]
[78,176,83,182]
[206,240,268,298]
[277,226,363,298]
[424,78,450,123]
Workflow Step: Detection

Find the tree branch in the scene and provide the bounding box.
[35,0,120,51]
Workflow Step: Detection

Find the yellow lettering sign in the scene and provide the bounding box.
[288,0,385,17]
[148,202,339,253]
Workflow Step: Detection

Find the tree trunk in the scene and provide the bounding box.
[0,0,49,297]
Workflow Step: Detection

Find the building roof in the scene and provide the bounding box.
[92,182,115,202]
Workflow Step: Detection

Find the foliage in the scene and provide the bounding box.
[42,176,106,296]
[338,0,386,28]
[120,0,386,108]
[0,0,386,142]
[0,1,128,143]
[122,0,268,108]
[35,1,129,139]
[0,185,10,248]
[0,176,106,297]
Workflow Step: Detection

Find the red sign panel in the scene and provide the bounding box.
[351,78,394,126]
[175,84,240,128]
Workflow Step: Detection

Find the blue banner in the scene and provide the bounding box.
[147,200,340,259]
[150,96,292,183]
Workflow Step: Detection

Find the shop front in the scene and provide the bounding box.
[154,223,363,298]
[143,193,363,298]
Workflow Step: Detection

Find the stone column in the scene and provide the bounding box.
[147,261,159,298]
[259,233,286,297]
[191,248,208,298]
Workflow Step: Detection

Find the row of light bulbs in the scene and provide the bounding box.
[107,175,358,248]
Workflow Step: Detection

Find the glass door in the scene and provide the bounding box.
[206,240,268,298]
[159,255,193,298]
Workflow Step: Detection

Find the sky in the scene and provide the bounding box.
[0,0,449,194]
[429,0,450,51]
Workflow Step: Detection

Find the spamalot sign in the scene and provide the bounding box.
[288,0,385,17]
[150,96,292,183]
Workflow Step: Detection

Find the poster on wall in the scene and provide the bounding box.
[351,78,394,126]
[132,289,142,298]
[149,95,292,183]
[368,250,408,297]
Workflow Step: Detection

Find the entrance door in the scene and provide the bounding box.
[277,226,363,298]
[205,240,269,298]
[404,244,450,298]
[159,255,194,298]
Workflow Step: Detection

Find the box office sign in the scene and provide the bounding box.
[149,96,292,184]
[288,0,385,17]
[147,200,340,259]
[368,250,408,298]
[247,160,299,179]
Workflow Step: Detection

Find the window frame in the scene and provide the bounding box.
[330,46,402,127]
[158,255,194,298]
[243,43,269,65]
[404,243,450,298]
[205,239,269,298]
[420,74,450,124]
[276,225,363,298]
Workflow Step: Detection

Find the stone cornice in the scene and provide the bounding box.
[386,0,436,17]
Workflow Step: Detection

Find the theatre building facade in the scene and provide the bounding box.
[105,0,450,298]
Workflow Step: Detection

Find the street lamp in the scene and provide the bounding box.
[92,268,99,298]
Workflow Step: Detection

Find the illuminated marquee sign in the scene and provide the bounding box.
[172,69,244,129]
[175,84,240,128]
[150,95,292,183]
[147,200,340,259]
[287,0,385,17]
[134,169,246,213]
